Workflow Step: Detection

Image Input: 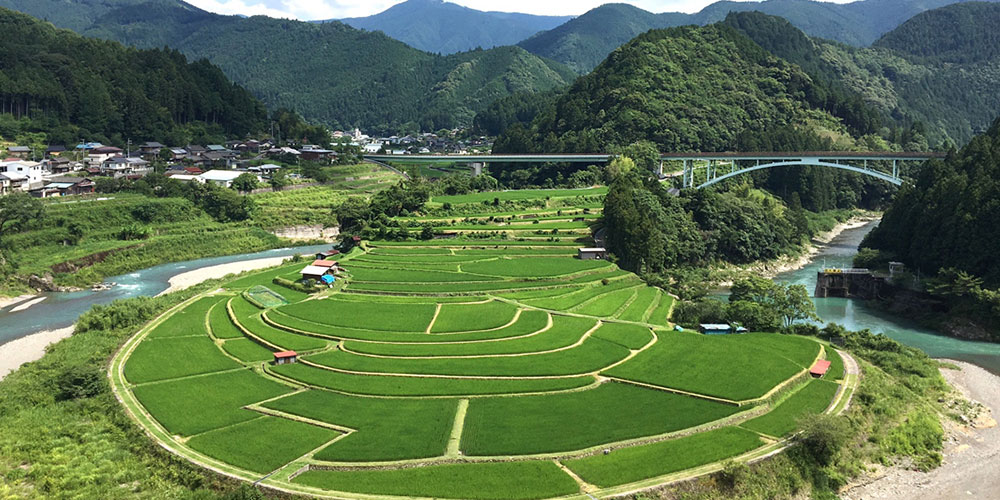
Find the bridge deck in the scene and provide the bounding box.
[363,152,944,164]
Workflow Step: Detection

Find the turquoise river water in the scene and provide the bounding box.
[0,244,332,347]
[775,221,1000,376]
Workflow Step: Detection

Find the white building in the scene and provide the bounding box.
[0,161,44,186]
[199,170,254,188]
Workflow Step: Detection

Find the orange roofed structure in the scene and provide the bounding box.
[810,359,831,378]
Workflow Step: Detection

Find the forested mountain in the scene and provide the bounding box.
[0,7,266,145]
[518,0,1000,73]
[0,0,574,132]
[338,0,573,55]
[859,116,1000,339]
[874,1,1000,64]
[498,24,874,154]
[518,4,688,74]
[863,117,1000,285]
[804,3,1000,145]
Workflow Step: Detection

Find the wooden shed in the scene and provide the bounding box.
[274,351,298,365]
[810,359,831,378]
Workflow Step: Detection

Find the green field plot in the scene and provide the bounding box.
[262,390,455,462]
[645,292,675,326]
[209,299,245,339]
[524,279,640,311]
[461,257,611,278]
[277,298,436,332]
[368,247,456,255]
[307,333,630,378]
[604,333,813,401]
[294,461,579,500]
[563,427,764,487]
[430,300,519,333]
[271,363,595,397]
[616,287,661,322]
[733,334,822,368]
[740,379,840,437]
[347,269,634,294]
[223,263,302,291]
[432,187,608,205]
[347,266,500,283]
[825,349,845,380]
[348,260,464,272]
[245,285,289,308]
[497,286,585,300]
[450,247,579,256]
[222,338,274,363]
[124,335,239,384]
[230,297,329,351]
[345,314,592,357]
[187,416,340,474]
[574,287,640,317]
[145,296,218,338]
[268,308,548,343]
[461,382,744,456]
[132,369,291,436]
[354,253,491,264]
[591,322,654,350]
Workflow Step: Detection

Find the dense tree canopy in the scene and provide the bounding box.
[0,8,267,145]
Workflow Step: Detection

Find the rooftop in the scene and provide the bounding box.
[274,351,298,359]
[810,359,832,376]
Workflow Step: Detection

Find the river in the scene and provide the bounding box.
[0,244,332,347]
[775,221,1000,376]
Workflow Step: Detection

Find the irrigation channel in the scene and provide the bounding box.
[0,244,332,347]
[773,221,1000,376]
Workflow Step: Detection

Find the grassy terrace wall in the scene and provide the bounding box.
[110,236,848,500]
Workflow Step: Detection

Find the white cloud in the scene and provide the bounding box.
[186,0,855,20]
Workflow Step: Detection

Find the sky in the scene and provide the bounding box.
[183,0,852,20]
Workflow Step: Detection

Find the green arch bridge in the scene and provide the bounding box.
[363,152,945,188]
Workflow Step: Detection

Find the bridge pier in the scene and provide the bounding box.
[471,162,484,177]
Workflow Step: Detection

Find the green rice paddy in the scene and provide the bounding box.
[119,233,842,499]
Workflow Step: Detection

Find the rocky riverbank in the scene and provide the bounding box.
[714,214,881,287]
[842,360,999,500]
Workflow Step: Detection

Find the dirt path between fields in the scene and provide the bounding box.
[842,360,999,500]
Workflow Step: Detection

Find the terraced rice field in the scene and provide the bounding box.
[116,240,843,499]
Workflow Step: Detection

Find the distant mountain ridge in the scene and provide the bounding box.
[338,0,573,54]
[519,0,1000,73]
[0,0,575,132]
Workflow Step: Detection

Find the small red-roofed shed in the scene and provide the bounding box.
[274,351,298,365]
[312,259,338,268]
[810,359,831,378]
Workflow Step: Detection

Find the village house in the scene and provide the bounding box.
[102,156,151,177]
[42,157,77,175]
[45,145,67,158]
[0,173,28,194]
[138,142,166,160]
[29,177,95,198]
[1,161,44,186]
[6,146,32,159]
[300,145,336,163]
[87,146,123,165]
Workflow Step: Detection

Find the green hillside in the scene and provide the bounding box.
[874,1,1000,64]
[500,24,863,154]
[339,0,573,55]
[517,0,997,73]
[518,4,688,74]
[0,6,266,145]
[0,0,574,132]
